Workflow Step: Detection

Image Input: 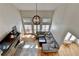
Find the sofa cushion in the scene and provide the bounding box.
[42,44,49,51]
[50,43,55,48]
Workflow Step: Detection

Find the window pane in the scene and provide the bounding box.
[24,25,32,33]
[42,25,49,32]
[34,25,36,33]
[45,25,50,31]
[37,25,40,32]
[42,18,51,23]
[42,25,45,32]
[23,18,32,23]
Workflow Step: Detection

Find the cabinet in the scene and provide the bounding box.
[0,32,20,56]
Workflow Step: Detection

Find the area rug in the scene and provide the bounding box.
[15,42,38,56]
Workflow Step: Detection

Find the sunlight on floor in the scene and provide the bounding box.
[23,44,38,49]
[35,45,38,48]
[23,45,30,48]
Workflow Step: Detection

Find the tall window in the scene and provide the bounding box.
[23,18,32,23]
[41,17,51,32]
[34,25,36,33]
[42,18,51,23]
[42,25,50,32]
[22,17,52,34]
[37,25,40,32]
[23,18,33,34]
[24,25,32,33]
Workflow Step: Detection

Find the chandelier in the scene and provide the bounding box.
[32,3,41,25]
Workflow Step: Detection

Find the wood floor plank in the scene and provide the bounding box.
[58,43,79,56]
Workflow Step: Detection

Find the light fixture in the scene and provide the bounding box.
[32,3,41,25]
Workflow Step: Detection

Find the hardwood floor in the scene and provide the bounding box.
[38,49,59,56]
[58,43,79,56]
[14,42,79,56]
[15,34,79,56]
[38,43,79,56]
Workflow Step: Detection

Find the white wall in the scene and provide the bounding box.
[50,4,79,45]
[0,4,21,41]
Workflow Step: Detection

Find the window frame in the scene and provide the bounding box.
[22,17,52,34]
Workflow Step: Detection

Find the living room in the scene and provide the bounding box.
[0,3,79,56]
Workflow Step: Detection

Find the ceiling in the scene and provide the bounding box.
[13,3,63,11]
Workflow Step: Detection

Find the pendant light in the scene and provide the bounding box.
[32,3,41,25]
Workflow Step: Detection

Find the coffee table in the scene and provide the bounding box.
[38,36,47,47]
